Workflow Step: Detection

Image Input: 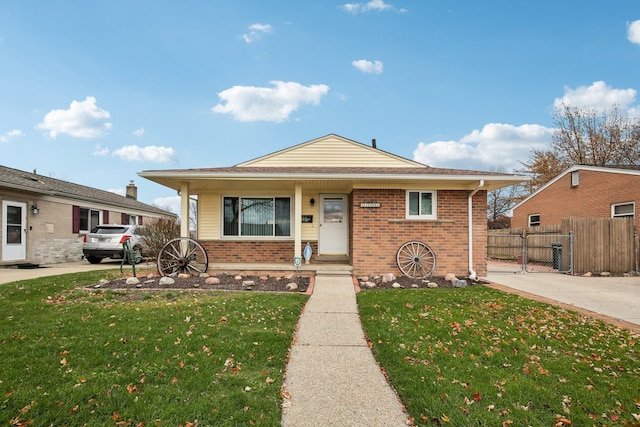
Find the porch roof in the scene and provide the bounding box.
[139,166,528,193]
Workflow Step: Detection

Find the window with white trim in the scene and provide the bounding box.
[612,202,634,218]
[406,190,437,220]
[528,214,541,227]
[223,196,291,237]
[80,208,101,232]
[571,170,580,187]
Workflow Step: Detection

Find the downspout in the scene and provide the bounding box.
[468,180,484,281]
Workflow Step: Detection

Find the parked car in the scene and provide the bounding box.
[82,224,144,264]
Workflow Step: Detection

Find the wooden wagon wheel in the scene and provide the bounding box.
[157,237,209,277]
[396,241,436,279]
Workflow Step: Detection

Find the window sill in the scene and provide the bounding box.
[388,218,454,223]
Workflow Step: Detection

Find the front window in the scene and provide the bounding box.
[79,208,101,232]
[528,214,541,227]
[406,190,437,219]
[223,196,291,237]
[612,202,634,218]
[125,214,139,225]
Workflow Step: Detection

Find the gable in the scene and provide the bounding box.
[237,134,425,168]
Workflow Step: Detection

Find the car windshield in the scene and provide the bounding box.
[90,226,130,234]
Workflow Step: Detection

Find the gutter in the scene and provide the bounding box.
[468,180,484,281]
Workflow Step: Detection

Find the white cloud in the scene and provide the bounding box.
[627,20,640,45]
[341,0,404,13]
[0,129,24,143]
[243,23,273,43]
[153,195,181,214]
[352,59,384,74]
[133,127,144,137]
[553,81,637,111]
[413,123,553,172]
[37,96,112,139]
[93,144,110,156]
[112,145,176,163]
[212,80,330,122]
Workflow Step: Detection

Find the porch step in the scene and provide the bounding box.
[314,255,350,263]
[315,266,353,276]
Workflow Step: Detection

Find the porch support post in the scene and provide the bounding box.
[180,182,190,238]
[294,183,302,259]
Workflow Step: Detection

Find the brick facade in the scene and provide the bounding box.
[350,188,487,277]
[512,169,640,234]
[200,188,489,278]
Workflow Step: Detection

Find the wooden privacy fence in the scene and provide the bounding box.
[488,217,637,275]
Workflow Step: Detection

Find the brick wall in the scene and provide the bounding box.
[201,240,295,263]
[512,170,640,233]
[350,189,487,278]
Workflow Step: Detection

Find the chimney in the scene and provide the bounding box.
[371,138,377,148]
[126,180,138,200]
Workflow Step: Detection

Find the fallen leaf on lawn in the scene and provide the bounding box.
[473,392,482,401]
[441,414,451,423]
[281,391,291,399]
[60,358,67,366]
[127,384,137,394]
[555,416,571,425]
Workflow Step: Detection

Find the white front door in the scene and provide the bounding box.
[318,194,348,255]
[2,201,27,261]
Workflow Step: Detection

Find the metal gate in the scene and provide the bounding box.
[488,233,573,273]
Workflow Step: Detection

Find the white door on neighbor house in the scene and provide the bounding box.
[318,194,348,255]
[2,201,27,261]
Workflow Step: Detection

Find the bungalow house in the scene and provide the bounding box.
[139,134,527,278]
[512,165,639,233]
[0,165,176,266]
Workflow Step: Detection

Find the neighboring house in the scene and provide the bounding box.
[139,134,526,278]
[512,165,640,233]
[0,165,176,266]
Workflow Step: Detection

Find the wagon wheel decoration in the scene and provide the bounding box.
[157,237,209,277]
[396,241,436,279]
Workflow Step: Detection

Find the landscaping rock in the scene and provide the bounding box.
[411,284,419,288]
[159,276,175,286]
[126,277,140,286]
[452,279,468,288]
[392,282,402,288]
[199,273,210,278]
[445,273,458,282]
[600,271,611,277]
[382,273,397,283]
[426,282,438,288]
[285,282,298,291]
[582,272,592,277]
[235,275,243,281]
[205,277,221,285]
[243,280,256,288]
[363,281,376,289]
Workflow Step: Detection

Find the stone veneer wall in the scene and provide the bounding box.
[350,188,487,278]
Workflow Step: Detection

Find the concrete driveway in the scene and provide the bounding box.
[0,260,150,285]
[486,272,640,330]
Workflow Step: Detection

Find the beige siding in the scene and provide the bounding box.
[239,135,423,168]
[301,192,319,241]
[198,193,220,239]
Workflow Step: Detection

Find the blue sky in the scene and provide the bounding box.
[1,1,639,213]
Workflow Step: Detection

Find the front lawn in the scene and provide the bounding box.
[0,271,307,426]
[358,286,640,426]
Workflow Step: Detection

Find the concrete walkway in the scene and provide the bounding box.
[281,273,409,426]
[0,260,128,285]
[486,272,640,328]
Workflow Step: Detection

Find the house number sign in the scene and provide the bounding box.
[360,202,380,208]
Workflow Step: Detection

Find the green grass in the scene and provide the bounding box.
[0,271,307,426]
[358,286,640,426]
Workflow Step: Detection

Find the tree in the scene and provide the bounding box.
[519,103,640,191]
[487,167,527,229]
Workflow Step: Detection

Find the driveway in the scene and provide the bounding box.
[0,260,149,285]
[486,272,640,330]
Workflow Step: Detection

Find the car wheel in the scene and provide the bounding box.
[86,256,102,264]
